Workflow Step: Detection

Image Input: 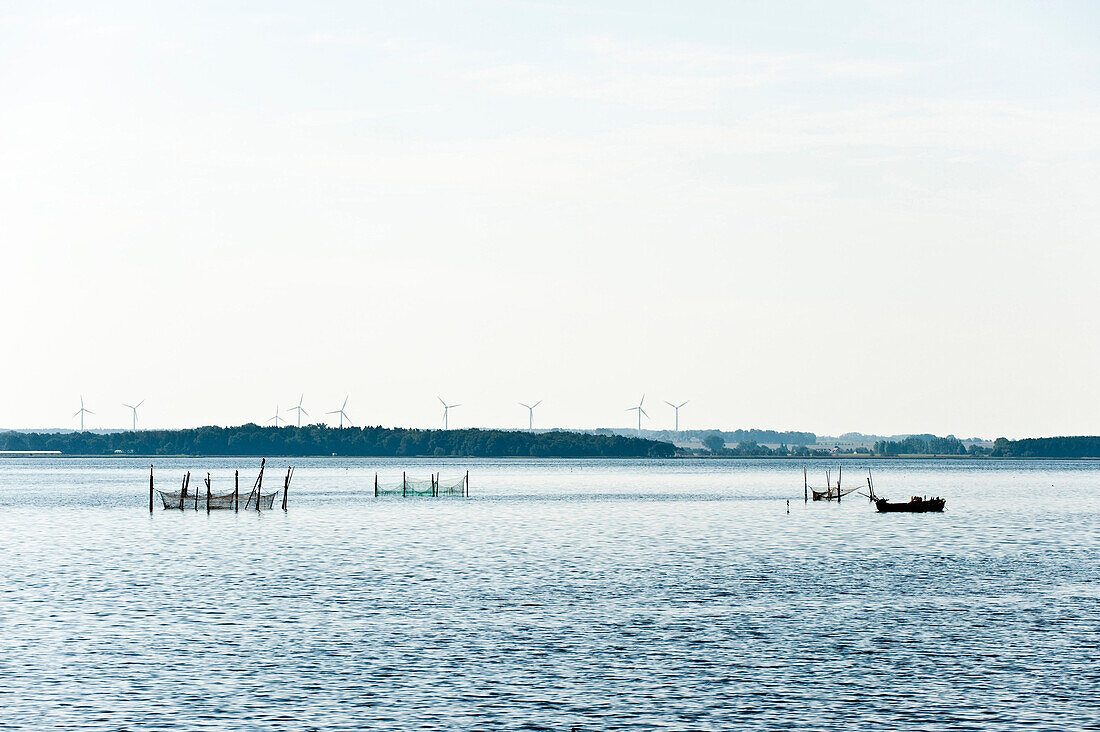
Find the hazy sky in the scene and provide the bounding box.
[2,1,1097,437]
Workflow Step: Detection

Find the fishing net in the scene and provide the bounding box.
[375,476,467,497]
[157,488,278,510]
[810,486,862,501]
[438,477,466,496]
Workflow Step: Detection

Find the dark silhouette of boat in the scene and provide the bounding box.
[875,496,945,513]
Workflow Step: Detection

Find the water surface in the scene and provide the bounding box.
[1,457,1097,730]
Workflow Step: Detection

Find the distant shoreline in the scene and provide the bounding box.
[1,453,1097,461]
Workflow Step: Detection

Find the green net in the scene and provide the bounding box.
[375,475,467,497]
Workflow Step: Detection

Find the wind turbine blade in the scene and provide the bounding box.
[301,407,309,416]
[122,403,133,410]
[626,407,635,412]
[532,400,542,408]
[73,409,82,418]
[451,404,462,409]
[639,408,648,418]
[86,410,95,415]
[639,394,645,407]
[136,400,144,408]
[680,400,689,408]
[519,402,530,409]
[664,401,674,408]
[325,410,340,415]
[438,396,447,406]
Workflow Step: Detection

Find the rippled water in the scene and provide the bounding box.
[1,457,1098,730]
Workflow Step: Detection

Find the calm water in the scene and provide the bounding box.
[1,457,1098,731]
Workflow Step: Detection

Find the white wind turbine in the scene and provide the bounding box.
[267,405,287,427]
[286,394,308,427]
[518,400,542,430]
[122,399,145,431]
[626,394,649,434]
[439,397,461,430]
[326,396,353,428]
[73,396,94,432]
[664,400,689,432]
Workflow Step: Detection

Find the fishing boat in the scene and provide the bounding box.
[874,496,946,513]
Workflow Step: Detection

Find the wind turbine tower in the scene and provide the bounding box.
[518,400,542,430]
[439,397,461,430]
[326,396,353,428]
[73,396,94,432]
[626,394,649,434]
[287,394,309,427]
[122,399,145,431]
[267,405,287,427]
[664,400,690,432]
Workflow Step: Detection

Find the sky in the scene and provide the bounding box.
[1,1,1097,437]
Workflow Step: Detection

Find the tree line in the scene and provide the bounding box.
[0,424,677,458]
[873,434,1100,458]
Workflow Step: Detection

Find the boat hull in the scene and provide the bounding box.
[875,497,945,513]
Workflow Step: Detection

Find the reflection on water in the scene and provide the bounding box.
[1,458,1098,730]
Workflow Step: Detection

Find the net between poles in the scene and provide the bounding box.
[157,488,278,510]
[375,476,466,497]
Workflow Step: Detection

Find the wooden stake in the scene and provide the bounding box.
[466,470,469,497]
[282,466,292,511]
[803,466,807,503]
[374,472,378,497]
[205,473,211,513]
[180,471,190,510]
[234,470,239,512]
[149,465,154,513]
[838,465,842,503]
[403,471,406,498]
[249,458,265,511]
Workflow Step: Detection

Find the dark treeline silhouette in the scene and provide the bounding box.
[987,436,1100,458]
[696,437,833,457]
[0,424,675,458]
[874,434,1100,458]
[873,435,969,455]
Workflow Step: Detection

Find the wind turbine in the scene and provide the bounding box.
[664,400,689,432]
[286,394,308,427]
[518,400,542,430]
[326,396,352,428]
[267,405,287,427]
[626,394,649,434]
[122,399,145,431]
[73,396,94,432]
[439,397,461,430]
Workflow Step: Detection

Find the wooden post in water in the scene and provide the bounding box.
[403,471,406,498]
[234,470,239,512]
[465,470,469,497]
[803,466,808,503]
[281,466,292,511]
[205,473,211,513]
[149,465,154,513]
[837,465,842,503]
[180,472,190,510]
[374,473,378,497]
[247,458,265,511]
